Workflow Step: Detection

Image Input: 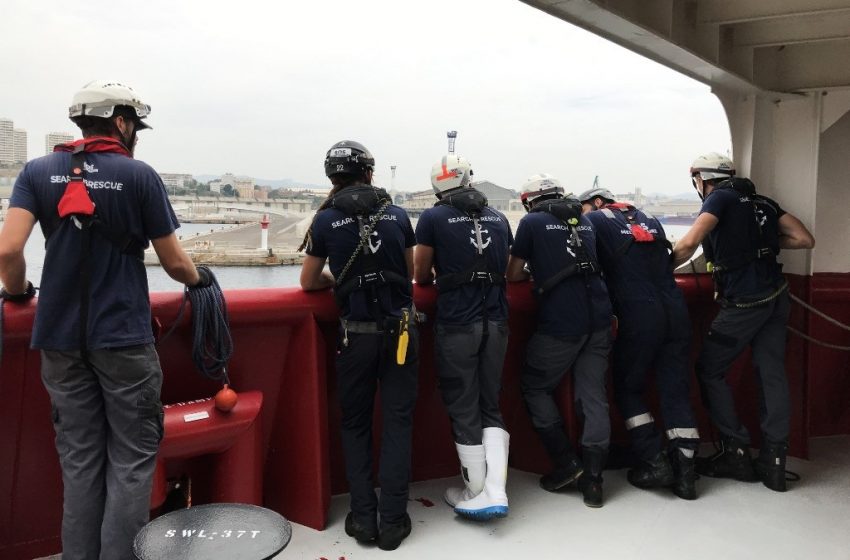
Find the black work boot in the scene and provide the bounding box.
[755,442,788,492]
[627,451,675,489]
[537,426,584,492]
[577,446,607,508]
[377,513,411,551]
[669,447,697,500]
[345,511,378,543]
[695,437,757,482]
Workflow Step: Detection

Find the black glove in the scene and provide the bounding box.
[190,266,213,289]
[0,281,36,303]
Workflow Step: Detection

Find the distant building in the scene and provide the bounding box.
[236,184,255,199]
[472,180,515,212]
[13,129,26,164]
[402,181,515,212]
[0,118,13,166]
[45,132,74,155]
[211,172,255,197]
[159,173,194,190]
[404,189,436,211]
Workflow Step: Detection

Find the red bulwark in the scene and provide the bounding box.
[1,276,849,559]
[150,391,264,510]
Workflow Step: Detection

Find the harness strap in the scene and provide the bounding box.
[334,269,411,306]
[533,260,598,297]
[717,280,788,309]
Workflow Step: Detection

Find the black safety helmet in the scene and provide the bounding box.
[324,140,375,179]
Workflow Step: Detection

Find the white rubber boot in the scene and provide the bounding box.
[454,427,509,520]
[444,443,486,507]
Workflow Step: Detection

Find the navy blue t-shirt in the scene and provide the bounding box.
[415,202,512,325]
[700,187,786,301]
[307,203,415,321]
[11,151,179,350]
[511,212,612,337]
[586,207,678,303]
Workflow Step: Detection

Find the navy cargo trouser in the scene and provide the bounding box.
[336,327,419,528]
[41,344,164,560]
[612,292,700,461]
[696,290,791,445]
[522,328,611,449]
[434,320,508,446]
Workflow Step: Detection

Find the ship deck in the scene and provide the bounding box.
[285,436,850,560]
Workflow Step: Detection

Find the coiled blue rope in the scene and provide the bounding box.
[159,268,233,383]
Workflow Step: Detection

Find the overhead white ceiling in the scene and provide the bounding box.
[521,0,850,94]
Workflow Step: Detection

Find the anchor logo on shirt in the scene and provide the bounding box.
[755,208,767,227]
[470,228,492,250]
[368,230,382,253]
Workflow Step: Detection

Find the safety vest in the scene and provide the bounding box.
[529,197,599,297]
[703,178,779,274]
[329,184,411,310]
[432,188,505,293]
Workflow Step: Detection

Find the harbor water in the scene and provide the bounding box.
[21,221,693,292]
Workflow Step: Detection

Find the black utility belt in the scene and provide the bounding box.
[340,310,424,334]
[340,308,424,365]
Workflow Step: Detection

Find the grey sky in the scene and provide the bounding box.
[2,0,731,194]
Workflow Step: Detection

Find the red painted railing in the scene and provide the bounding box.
[1,273,848,559]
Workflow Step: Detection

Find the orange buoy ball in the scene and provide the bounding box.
[215,384,238,412]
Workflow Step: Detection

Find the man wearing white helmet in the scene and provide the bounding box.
[673,153,815,492]
[414,154,513,520]
[579,186,701,500]
[506,174,613,508]
[0,80,208,559]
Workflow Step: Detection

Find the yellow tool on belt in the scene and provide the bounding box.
[396,308,410,365]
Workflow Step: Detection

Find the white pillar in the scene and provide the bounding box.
[715,89,824,275]
[260,214,269,251]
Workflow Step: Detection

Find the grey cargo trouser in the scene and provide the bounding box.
[522,328,612,449]
[435,320,508,445]
[41,344,164,560]
[696,291,791,445]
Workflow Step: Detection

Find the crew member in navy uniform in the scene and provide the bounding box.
[506,174,613,508]
[414,154,513,520]
[0,80,209,560]
[673,153,815,492]
[299,140,418,550]
[579,187,701,500]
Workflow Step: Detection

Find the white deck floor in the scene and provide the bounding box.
[35,436,850,560]
[285,436,850,560]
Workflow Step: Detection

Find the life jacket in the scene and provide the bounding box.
[329,184,411,310]
[432,188,505,293]
[49,136,146,360]
[50,137,145,260]
[600,202,672,255]
[704,178,779,274]
[597,203,674,291]
[529,197,599,297]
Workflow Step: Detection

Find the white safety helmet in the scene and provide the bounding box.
[68,80,152,129]
[578,187,615,205]
[690,152,734,182]
[520,173,565,210]
[430,155,473,196]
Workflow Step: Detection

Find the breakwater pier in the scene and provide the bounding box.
[145,214,309,266]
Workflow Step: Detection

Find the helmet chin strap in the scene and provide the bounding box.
[111,117,137,157]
